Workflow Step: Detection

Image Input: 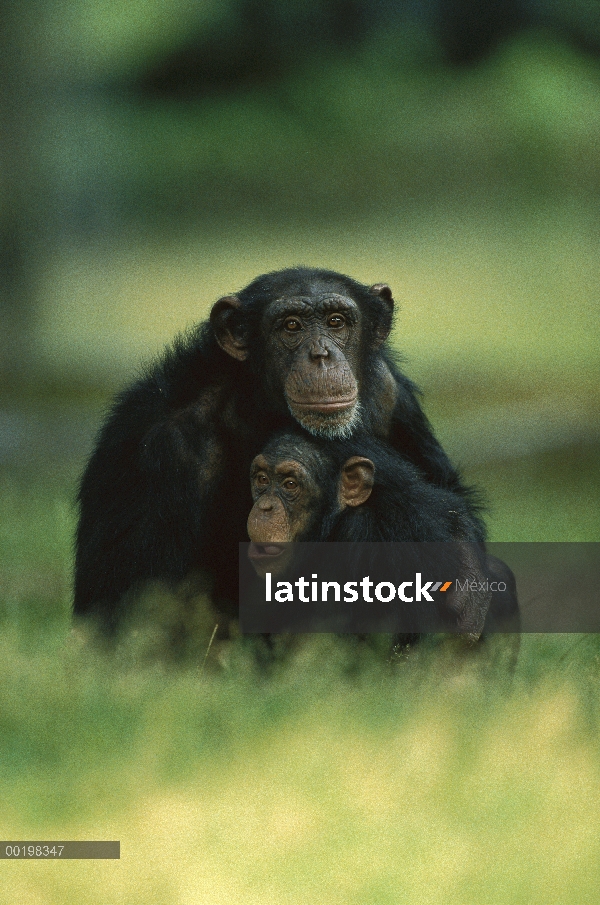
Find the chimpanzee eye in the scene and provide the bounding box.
[283,478,298,491]
[327,314,345,328]
[284,317,302,332]
[255,473,270,487]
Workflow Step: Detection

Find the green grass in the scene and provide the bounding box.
[1,626,600,905]
[1,453,600,903]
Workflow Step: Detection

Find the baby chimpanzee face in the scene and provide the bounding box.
[247,433,374,578]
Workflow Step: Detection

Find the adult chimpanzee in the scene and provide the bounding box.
[75,266,484,632]
[244,430,506,637]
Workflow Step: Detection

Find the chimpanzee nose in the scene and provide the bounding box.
[309,338,330,360]
[258,496,274,511]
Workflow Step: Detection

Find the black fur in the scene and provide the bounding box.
[74,266,483,631]
[317,434,518,633]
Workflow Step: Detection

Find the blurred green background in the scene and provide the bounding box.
[1,1,600,902]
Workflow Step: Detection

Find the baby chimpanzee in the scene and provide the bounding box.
[245,431,517,638]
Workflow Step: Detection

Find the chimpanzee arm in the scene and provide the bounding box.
[73,330,239,632]
[387,369,467,493]
[74,392,222,632]
[363,359,488,542]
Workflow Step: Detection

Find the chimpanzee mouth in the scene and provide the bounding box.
[248,542,286,561]
[291,399,363,440]
[289,395,358,414]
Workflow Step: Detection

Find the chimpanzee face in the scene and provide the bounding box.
[246,436,328,578]
[246,433,374,578]
[210,270,394,440]
[260,292,363,438]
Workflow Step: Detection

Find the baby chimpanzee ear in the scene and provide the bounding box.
[339,457,375,508]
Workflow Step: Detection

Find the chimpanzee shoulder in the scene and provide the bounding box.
[74,324,256,629]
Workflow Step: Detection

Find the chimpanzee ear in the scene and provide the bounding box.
[339,457,375,508]
[369,283,394,346]
[210,295,249,361]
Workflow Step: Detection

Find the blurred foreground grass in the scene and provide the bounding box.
[1,620,600,904]
[1,455,600,903]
